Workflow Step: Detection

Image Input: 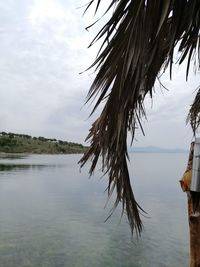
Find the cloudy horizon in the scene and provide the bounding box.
[0,0,199,149]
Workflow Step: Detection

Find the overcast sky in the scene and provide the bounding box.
[0,0,199,149]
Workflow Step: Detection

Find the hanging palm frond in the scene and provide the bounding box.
[79,0,200,235]
[187,87,200,134]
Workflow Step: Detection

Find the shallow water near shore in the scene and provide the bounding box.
[0,153,189,267]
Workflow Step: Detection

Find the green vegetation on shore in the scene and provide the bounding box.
[0,132,86,154]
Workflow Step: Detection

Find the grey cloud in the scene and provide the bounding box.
[0,0,199,148]
[0,0,95,142]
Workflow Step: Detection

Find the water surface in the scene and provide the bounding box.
[0,153,189,267]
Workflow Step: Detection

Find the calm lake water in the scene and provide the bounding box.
[0,153,189,267]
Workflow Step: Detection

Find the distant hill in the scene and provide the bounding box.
[0,132,87,154]
[129,146,188,153]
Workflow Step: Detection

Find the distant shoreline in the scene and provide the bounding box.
[129,151,188,154]
[129,146,188,154]
[0,132,87,154]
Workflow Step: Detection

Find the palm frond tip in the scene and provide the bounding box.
[187,87,200,134]
[80,0,200,235]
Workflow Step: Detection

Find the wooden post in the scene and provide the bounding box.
[188,194,200,267]
[180,142,200,267]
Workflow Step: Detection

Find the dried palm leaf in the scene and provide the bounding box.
[79,0,200,235]
[187,87,200,134]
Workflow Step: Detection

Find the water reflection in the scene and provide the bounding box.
[0,153,28,160]
[0,164,47,171]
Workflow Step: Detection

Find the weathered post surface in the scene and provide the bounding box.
[180,142,200,267]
